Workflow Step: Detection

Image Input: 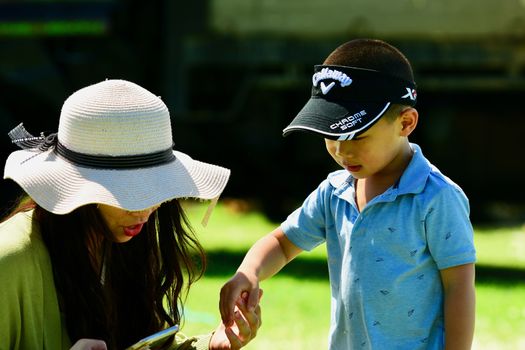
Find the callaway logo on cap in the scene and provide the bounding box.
[283,65,417,140]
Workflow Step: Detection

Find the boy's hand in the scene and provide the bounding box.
[210,291,262,349]
[220,271,262,327]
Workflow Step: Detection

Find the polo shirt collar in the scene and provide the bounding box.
[328,143,431,202]
[396,143,432,195]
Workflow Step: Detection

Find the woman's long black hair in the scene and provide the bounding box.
[6,197,206,349]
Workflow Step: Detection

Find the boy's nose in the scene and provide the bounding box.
[335,143,354,158]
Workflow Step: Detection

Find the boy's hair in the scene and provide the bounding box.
[323,39,415,84]
[324,39,414,122]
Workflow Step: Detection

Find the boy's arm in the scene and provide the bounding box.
[440,263,476,350]
[219,226,303,326]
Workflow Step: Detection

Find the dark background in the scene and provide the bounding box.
[2,0,525,223]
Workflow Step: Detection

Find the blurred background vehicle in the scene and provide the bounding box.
[2,0,525,222]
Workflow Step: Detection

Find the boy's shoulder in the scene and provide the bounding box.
[402,146,469,211]
[423,164,469,209]
[401,144,466,195]
[427,164,463,190]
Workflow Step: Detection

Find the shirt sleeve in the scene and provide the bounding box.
[281,179,333,251]
[425,184,477,270]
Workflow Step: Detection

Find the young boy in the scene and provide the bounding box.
[219,39,476,349]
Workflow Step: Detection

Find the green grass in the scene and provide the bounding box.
[474,226,525,269]
[474,284,525,349]
[472,227,525,349]
[180,201,525,349]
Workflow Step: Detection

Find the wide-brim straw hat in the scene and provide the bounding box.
[4,79,230,215]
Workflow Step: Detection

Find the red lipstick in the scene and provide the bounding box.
[123,223,144,237]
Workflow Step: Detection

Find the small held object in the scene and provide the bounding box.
[125,325,179,350]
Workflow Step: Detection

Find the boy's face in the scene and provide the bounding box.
[324,111,414,180]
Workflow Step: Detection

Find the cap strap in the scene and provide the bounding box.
[200,196,219,227]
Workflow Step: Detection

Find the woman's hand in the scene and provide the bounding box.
[210,291,263,350]
[70,339,107,350]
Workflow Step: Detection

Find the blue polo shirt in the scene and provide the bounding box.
[281,143,476,350]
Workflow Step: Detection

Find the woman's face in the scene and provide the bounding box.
[97,204,160,243]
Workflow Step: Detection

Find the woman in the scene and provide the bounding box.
[0,80,261,350]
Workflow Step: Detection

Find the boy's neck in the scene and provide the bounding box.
[355,143,413,212]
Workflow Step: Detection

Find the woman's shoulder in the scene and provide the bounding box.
[0,210,45,266]
[0,211,63,349]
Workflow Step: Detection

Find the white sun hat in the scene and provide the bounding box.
[3,79,230,216]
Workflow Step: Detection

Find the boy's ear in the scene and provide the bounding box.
[399,107,418,136]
